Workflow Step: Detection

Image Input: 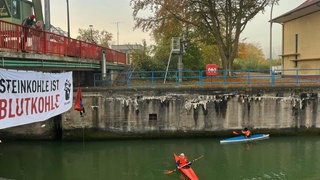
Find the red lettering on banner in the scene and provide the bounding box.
[44,96,50,112]
[8,99,15,118]
[55,94,60,109]
[38,97,44,113]
[16,98,23,116]
[31,97,38,114]
[25,97,31,115]
[0,99,7,120]
[50,95,55,111]
[0,94,61,120]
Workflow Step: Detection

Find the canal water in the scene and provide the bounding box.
[0,136,319,180]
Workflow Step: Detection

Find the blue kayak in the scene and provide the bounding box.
[220,134,270,144]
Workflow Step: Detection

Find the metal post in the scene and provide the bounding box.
[116,22,119,64]
[269,0,275,75]
[178,55,183,82]
[199,71,203,87]
[44,0,51,31]
[116,22,119,46]
[66,0,70,38]
[178,37,183,82]
[152,71,154,88]
[101,50,106,80]
[247,71,251,86]
[89,25,93,42]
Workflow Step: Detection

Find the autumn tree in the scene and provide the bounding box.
[131,0,278,72]
[237,42,265,62]
[236,42,267,70]
[76,28,113,48]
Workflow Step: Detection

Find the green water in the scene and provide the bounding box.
[0,136,319,180]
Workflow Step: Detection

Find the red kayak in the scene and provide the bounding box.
[174,153,198,180]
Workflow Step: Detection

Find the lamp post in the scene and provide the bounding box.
[89,25,93,42]
[269,0,275,75]
[116,22,119,46]
[66,0,70,38]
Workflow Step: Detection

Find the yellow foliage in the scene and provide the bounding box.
[237,42,265,61]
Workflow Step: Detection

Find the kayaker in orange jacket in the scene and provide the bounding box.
[176,153,192,169]
[242,127,251,138]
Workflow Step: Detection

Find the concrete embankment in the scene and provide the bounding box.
[1,87,320,140]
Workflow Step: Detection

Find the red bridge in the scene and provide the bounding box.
[0,20,128,86]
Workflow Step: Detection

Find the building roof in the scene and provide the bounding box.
[272,0,320,23]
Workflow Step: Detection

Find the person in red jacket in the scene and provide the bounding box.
[242,127,251,138]
[176,153,192,169]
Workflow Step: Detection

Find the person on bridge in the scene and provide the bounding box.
[242,127,251,138]
[176,153,192,169]
[21,14,36,52]
[22,14,36,27]
[32,20,43,53]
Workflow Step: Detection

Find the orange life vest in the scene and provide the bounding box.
[243,130,251,138]
[178,156,188,166]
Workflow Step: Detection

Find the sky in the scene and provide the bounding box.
[48,0,306,57]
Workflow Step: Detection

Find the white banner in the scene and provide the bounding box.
[0,69,73,129]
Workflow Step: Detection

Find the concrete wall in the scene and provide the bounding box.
[61,87,320,139]
[1,87,320,140]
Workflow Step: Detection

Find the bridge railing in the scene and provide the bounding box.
[94,68,320,88]
[0,20,126,64]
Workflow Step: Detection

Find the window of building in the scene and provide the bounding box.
[0,0,10,17]
[0,0,20,18]
[12,0,20,19]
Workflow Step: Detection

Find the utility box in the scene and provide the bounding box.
[171,37,181,54]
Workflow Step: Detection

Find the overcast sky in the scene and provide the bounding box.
[48,0,306,57]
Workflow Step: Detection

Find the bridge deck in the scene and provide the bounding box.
[0,20,127,71]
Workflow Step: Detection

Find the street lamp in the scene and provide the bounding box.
[66,0,70,38]
[269,0,275,75]
[89,25,93,42]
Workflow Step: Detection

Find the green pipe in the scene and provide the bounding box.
[0,59,125,70]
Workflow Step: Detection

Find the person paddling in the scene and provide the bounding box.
[176,153,192,169]
[242,127,251,138]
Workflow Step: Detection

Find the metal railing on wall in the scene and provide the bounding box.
[94,68,320,88]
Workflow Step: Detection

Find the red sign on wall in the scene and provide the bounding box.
[206,64,218,76]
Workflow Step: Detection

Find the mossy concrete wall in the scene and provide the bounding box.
[2,87,320,140]
[62,87,320,139]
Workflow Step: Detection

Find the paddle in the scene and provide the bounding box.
[234,130,252,138]
[233,131,239,135]
[164,155,204,175]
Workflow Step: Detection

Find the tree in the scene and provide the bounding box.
[76,28,113,48]
[200,44,221,67]
[237,42,265,62]
[235,41,269,70]
[132,40,166,71]
[131,0,278,72]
